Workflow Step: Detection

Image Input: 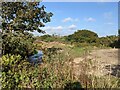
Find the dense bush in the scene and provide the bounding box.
[99,35,118,47]
[64,30,119,48]
[37,34,65,43]
[1,52,82,89]
[109,39,120,48]
[65,30,98,43]
[36,30,119,49]
[1,54,40,88]
[2,32,36,58]
[40,34,53,42]
[1,2,53,58]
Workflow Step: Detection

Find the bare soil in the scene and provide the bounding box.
[73,49,120,77]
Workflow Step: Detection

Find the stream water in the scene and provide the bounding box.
[28,50,43,64]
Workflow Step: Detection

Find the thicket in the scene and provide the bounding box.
[36,34,65,43]
[37,29,119,48]
[2,32,36,58]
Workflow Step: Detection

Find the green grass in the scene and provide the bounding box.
[64,46,84,58]
[36,41,94,60]
[61,45,93,59]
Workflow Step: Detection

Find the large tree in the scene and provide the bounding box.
[1,2,53,88]
[66,29,98,43]
[1,2,53,57]
[2,2,53,33]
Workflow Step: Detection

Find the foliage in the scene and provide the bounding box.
[65,30,98,44]
[39,34,55,42]
[1,2,53,33]
[63,30,119,48]
[2,32,36,58]
[1,2,53,57]
[64,81,82,90]
[1,52,81,88]
[1,41,119,89]
[1,2,119,89]
[35,29,119,48]
[109,39,120,48]
[42,46,63,62]
[36,34,65,43]
[1,54,40,88]
[99,35,118,47]
[88,75,120,88]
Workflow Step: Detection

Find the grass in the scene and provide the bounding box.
[36,41,93,59]
[29,41,120,88]
[88,75,120,88]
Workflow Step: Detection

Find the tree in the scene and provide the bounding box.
[66,29,98,43]
[108,30,120,48]
[99,35,119,48]
[2,2,53,33]
[1,2,54,89]
[2,32,36,58]
[1,2,53,57]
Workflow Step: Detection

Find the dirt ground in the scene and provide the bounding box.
[73,49,120,77]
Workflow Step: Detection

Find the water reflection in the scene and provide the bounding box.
[28,50,43,64]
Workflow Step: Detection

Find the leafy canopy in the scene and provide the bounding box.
[2,2,53,33]
[66,30,98,43]
[1,2,53,57]
[2,32,36,58]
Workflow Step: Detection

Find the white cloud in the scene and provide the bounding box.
[55,26,63,30]
[42,24,77,35]
[85,17,96,22]
[43,24,77,32]
[68,24,77,30]
[43,26,63,31]
[62,17,79,22]
[62,17,73,22]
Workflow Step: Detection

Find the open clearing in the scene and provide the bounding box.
[73,49,120,77]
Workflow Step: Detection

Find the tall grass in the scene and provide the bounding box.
[48,46,120,88]
[34,43,120,88]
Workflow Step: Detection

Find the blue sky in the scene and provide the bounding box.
[34,2,118,37]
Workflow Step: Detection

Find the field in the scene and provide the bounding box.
[1,2,120,89]
[35,41,120,88]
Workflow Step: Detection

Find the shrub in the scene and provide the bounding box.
[2,32,36,58]
[1,53,81,89]
[1,54,40,88]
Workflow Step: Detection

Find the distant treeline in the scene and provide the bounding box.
[35,29,120,48]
